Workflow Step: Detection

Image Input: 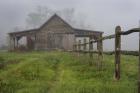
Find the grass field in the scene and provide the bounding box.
[0,51,138,93]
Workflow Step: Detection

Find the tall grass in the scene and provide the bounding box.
[0,51,138,93]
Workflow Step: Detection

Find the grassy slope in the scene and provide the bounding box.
[0,51,138,93]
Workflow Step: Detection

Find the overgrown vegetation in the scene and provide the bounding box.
[0,51,138,93]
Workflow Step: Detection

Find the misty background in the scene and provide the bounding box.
[0,0,140,51]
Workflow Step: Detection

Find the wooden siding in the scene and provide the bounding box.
[35,15,75,50]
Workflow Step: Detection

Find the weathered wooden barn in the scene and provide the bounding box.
[8,14,103,51]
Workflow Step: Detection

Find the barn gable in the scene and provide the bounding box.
[39,14,75,33]
[35,14,75,50]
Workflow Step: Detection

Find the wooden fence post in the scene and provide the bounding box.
[78,40,81,51]
[138,31,140,93]
[75,45,77,51]
[73,45,75,51]
[114,26,121,80]
[77,40,81,56]
[97,34,103,70]
[89,36,93,65]
[83,38,87,52]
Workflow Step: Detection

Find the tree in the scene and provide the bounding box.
[56,8,90,29]
[56,8,76,25]
[13,26,22,32]
[26,6,89,29]
[26,6,53,28]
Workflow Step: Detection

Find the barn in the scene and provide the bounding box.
[8,14,103,51]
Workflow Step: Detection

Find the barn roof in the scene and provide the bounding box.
[9,14,103,35]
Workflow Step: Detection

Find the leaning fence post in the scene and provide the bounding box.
[77,40,81,56]
[89,36,93,65]
[138,31,140,93]
[78,40,81,51]
[73,44,75,51]
[114,26,121,80]
[97,34,103,70]
[75,44,77,51]
[83,38,87,52]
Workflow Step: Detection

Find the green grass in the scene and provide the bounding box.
[0,51,138,93]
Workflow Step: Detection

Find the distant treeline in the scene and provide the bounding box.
[104,50,139,56]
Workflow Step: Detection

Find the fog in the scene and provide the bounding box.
[0,0,140,50]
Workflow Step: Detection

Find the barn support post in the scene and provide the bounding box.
[138,31,140,93]
[13,37,17,49]
[16,37,20,48]
[76,44,77,51]
[83,38,87,52]
[84,43,86,54]
[78,40,81,51]
[72,43,76,56]
[34,34,37,50]
[77,40,81,56]
[73,45,75,51]
[16,38,18,48]
[13,37,16,49]
[114,26,121,80]
[83,38,87,55]
[8,35,15,51]
[74,44,78,56]
[97,34,103,70]
[27,35,32,50]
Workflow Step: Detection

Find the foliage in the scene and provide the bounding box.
[26,6,89,29]
[26,6,54,28]
[0,51,138,93]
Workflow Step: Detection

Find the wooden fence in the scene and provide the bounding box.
[73,26,140,92]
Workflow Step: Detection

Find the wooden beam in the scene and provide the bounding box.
[78,40,81,51]
[97,34,103,70]
[138,32,140,93]
[120,28,140,35]
[89,36,93,65]
[114,26,121,80]
[92,34,115,43]
[83,38,87,50]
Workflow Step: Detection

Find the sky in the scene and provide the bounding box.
[0,0,140,50]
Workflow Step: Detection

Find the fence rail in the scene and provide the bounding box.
[73,26,140,93]
[73,26,140,92]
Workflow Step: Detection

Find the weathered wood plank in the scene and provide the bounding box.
[92,34,115,43]
[138,32,140,93]
[120,28,140,35]
[114,26,121,80]
[97,34,103,70]
[89,36,93,65]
